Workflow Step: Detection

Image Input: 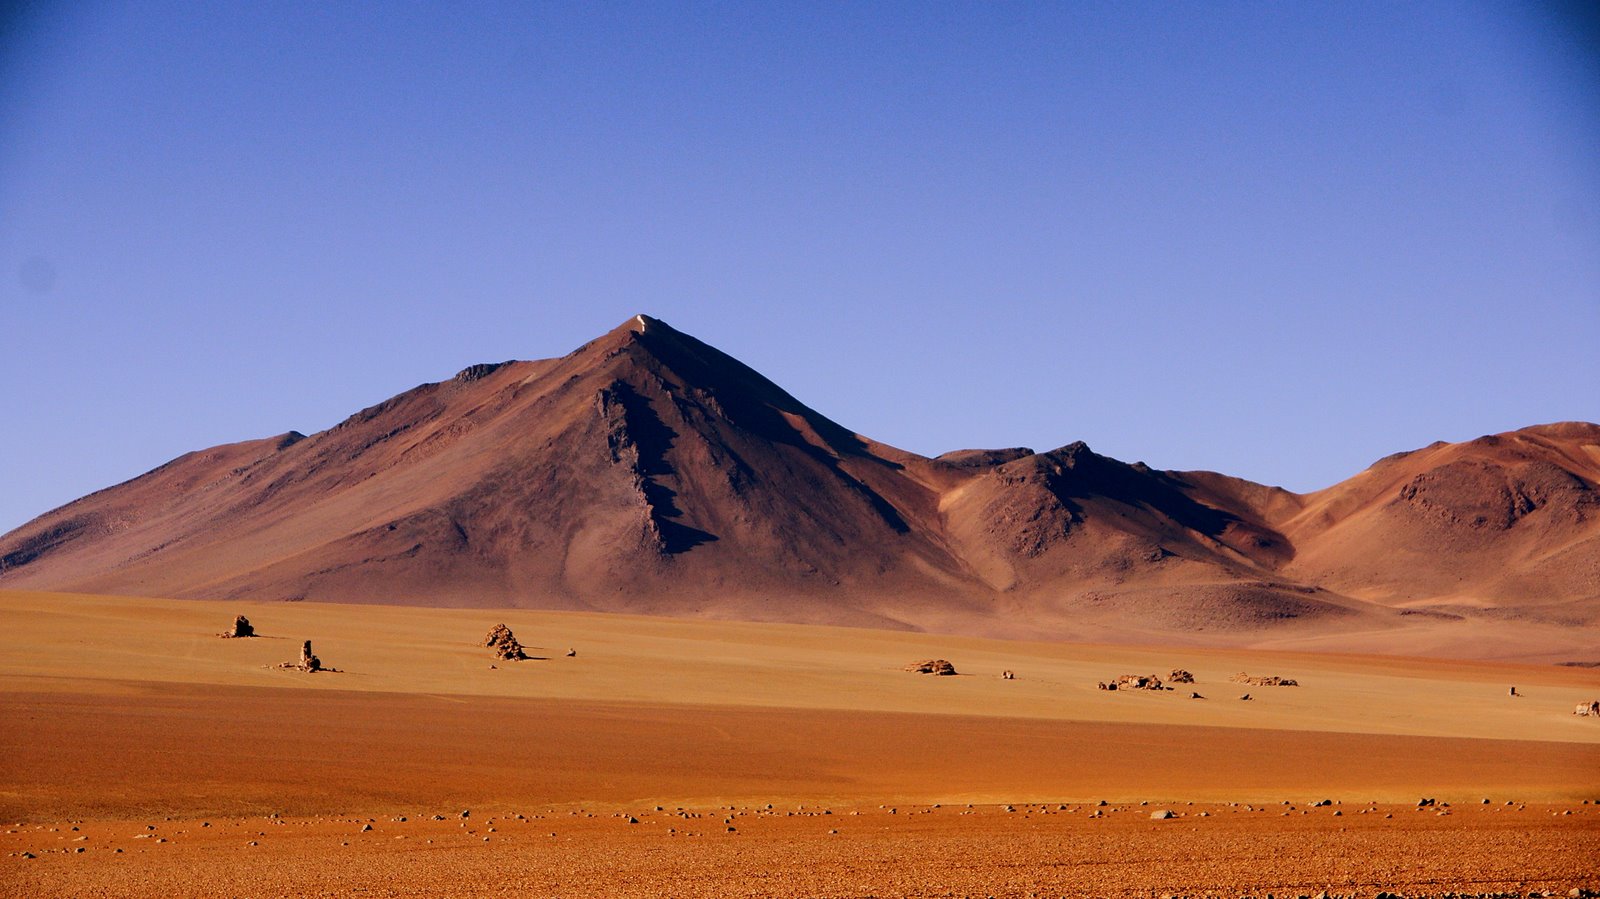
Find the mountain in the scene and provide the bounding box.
[1278,422,1600,615]
[3,315,1597,657]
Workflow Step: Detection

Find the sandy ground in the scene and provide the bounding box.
[3,589,1598,896]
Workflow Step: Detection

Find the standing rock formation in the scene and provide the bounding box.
[278,640,329,672]
[222,615,254,638]
[485,624,528,661]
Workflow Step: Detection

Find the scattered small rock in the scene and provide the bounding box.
[1229,672,1298,687]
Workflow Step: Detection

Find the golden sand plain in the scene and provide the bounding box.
[2,589,1598,897]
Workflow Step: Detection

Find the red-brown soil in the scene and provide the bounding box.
[6,803,1598,899]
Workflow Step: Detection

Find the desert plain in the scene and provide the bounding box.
[2,588,1598,897]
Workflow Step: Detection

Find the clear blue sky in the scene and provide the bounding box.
[2,1,1597,534]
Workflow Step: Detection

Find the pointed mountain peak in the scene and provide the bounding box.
[583,315,799,409]
[604,313,667,341]
[580,313,682,361]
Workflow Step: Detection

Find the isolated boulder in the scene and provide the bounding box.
[1168,669,1195,684]
[222,615,254,638]
[485,624,528,661]
[1576,700,1600,717]
[905,659,957,676]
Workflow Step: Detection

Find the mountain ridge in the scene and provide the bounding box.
[4,315,1596,659]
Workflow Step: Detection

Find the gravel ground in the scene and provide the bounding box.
[5,800,1597,898]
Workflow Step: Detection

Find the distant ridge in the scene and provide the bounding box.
[4,315,1597,659]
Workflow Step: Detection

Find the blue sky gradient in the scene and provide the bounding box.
[2,1,1597,533]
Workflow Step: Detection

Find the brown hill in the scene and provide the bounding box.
[1277,422,1600,617]
[2,315,1596,656]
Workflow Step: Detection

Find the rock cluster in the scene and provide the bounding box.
[905,659,957,676]
[1099,674,1165,691]
[1228,672,1298,687]
[485,624,528,661]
